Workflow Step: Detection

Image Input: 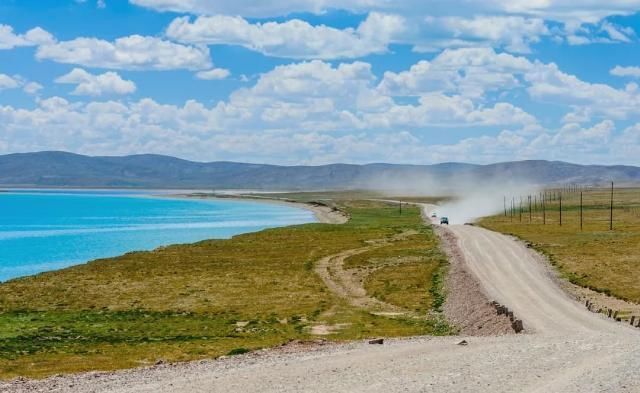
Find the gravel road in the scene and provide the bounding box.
[5,213,640,393]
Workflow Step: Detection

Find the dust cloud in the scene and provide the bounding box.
[367,172,542,225]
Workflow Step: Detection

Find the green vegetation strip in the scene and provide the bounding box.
[0,200,451,379]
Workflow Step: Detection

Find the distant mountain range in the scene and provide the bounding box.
[0,151,638,190]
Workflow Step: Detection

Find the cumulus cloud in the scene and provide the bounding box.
[167,12,405,59]
[563,20,635,45]
[133,0,640,55]
[420,16,550,54]
[363,95,537,128]
[195,68,230,80]
[130,0,362,18]
[0,56,545,162]
[611,65,640,78]
[23,82,43,95]
[0,74,43,95]
[4,43,640,164]
[378,47,532,98]
[165,12,593,59]
[526,62,640,120]
[215,59,536,131]
[130,0,640,24]
[166,12,556,59]
[36,35,212,70]
[0,25,54,50]
[55,68,136,96]
[0,95,635,165]
[0,74,20,90]
[377,48,640,123]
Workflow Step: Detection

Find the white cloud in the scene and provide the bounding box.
[0,25,54,50]
[195,68,230,80]
[166,13,600,59]
[5,42,640,164]
[36,35,212,70]
[162,9,634,60]
[0,74,43,95]
[0,58,540,163]
[611,65,640,78]
[55,68,136,96]
[167,12,405,59]
[553,120,614,147]
[131,0,640,23]
[425,120,626,164]
[0,74,20,90]
[378,47,532,99]
[0,94,636,164]
[23,82,43,95]
[526,62,640,120]
[563,20,635,45]
[130,0,353,18]
[421,16,550,54]
[363,94,536,128]
[600,21,634,42]
[134,0,640,55]
[214,59,537,131]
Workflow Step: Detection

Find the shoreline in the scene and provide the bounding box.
[1,188,349,225]
[169,193,349,225]
[0,191,346,283]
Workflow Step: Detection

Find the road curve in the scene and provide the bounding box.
[5,207,640,393]
[446,224,618,335]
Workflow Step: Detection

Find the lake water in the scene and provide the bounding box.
[0,190,315,281]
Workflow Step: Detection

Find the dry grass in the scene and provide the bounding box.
[365,262,442,313]
[343,231,447,313]
[480,187,640,303]
[0,199,451,379]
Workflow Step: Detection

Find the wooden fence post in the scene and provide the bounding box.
[580,191,583,231]
[559,193,562,226]
[610,181,614,231]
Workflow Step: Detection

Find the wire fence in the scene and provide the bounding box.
[501,184,640,231]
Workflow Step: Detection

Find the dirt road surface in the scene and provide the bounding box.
[4,205,640,393]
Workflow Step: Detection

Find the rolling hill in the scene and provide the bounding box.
[0,151,638,190]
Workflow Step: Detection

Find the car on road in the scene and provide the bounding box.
[440,217,449,225]
[431,212,437,218]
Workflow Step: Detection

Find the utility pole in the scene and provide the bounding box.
[610,182,614,231]
[529,195,532,223]
[543,193,546,225]
[504,196,507,217]
[519,197,522,223]
[580,191,583,231]
[559,193,563,226]
[511,198,514,222]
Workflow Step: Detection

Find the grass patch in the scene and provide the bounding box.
[227,348,250,356]
[480,187,640,303]
[351,226,448,314]
[0,199,449,379]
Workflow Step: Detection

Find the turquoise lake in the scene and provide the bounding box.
[0,190,315,281]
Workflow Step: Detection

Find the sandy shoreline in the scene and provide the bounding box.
[169,193,349,225]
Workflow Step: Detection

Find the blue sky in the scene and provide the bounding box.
[2,0,640,165]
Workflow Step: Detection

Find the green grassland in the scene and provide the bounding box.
[0,199,450,379]
[480,187,640,303]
